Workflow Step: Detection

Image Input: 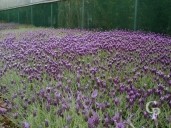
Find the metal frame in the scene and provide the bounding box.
[134,0,138,30]
[0,0,61,11]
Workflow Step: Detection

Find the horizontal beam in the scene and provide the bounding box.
[0,0,61,11]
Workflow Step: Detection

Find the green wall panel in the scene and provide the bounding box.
[18,6,31,24]
[8,9,18,23]
[32,3,51,27]
[137,0,171,34]
[0,10,9,22]
[0,0,171,35]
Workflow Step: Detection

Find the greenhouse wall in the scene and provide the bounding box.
[0,0,171,34]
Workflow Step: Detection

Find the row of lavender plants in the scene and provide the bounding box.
[0,23,171,128]
[0,23,19,30]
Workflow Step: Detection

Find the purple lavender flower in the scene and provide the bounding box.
[88,112,100,128]
[0,107,7,114]
[115,122,125,128]
[91,89,98,99]
[66,115,72,124]
[114,97,120,106]
[22,122,30,128]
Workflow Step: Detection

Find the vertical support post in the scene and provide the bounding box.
[18,9,20,23]
[51,3,53,27]
[7,13,9,22]
[81,0,85,29]
[69,1,71,27]
[31,6,33,24]
[134,0,138,30]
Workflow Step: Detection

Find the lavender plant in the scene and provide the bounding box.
[0,23,171,128]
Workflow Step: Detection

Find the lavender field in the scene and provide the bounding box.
[0,23,171,128]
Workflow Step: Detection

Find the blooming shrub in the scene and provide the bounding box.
[0,24,171,127]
